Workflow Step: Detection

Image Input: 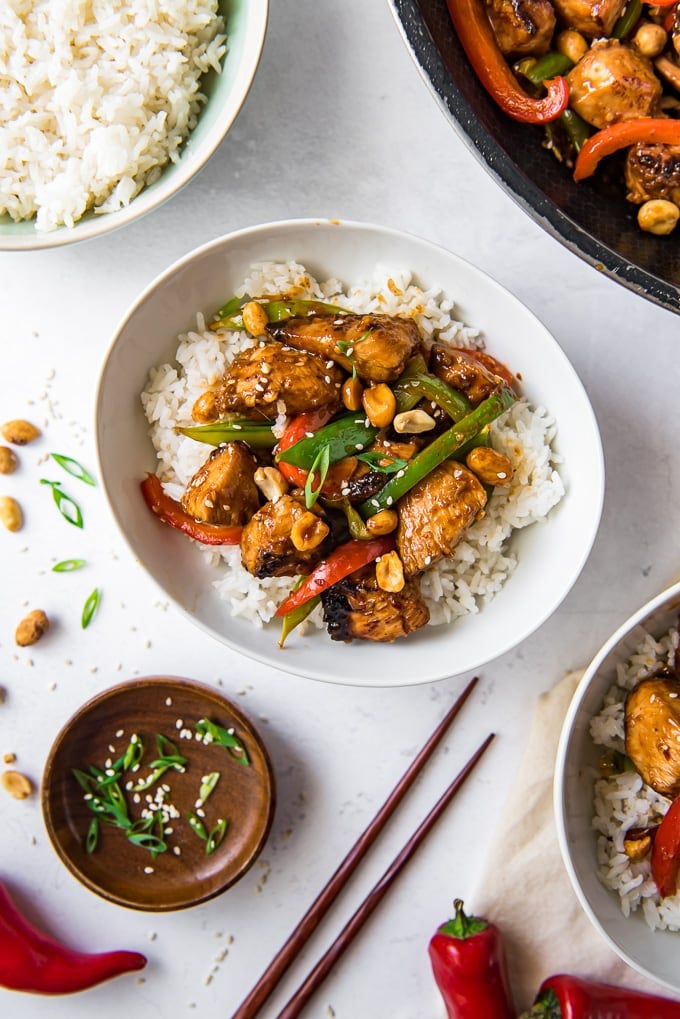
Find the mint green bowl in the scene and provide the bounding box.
[0,0,268,251]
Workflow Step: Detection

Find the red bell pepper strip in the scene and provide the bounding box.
[651,792,680,898]
[444,0,568,124]
[428,899,515,1019]
[574,119,680,182]
[274,535,395,617]
[0,880,146,994]
[524,973,680,1017]
[140,472,242,546]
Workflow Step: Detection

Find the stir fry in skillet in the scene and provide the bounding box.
[141,297,520,646]
[446,0,680,234]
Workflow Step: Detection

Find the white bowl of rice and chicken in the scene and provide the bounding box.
[0,0,267,249]
[555,580,680,993]
[95,218,604,686]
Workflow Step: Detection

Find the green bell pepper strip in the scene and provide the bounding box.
[515,51,573,89]
[178,420,277,449]
[359,386,517,518]
[276,412,379,469]
[392,356,471,421]
[212,298,348,331]
[613,0,642,38]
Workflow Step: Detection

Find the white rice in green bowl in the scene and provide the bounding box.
[140,260,566,635]
[590,621,680,930]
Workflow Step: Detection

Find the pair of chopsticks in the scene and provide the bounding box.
[231,674,494,1019]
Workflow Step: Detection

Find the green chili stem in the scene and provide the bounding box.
[359,387,517,518]
[179,420,277,448]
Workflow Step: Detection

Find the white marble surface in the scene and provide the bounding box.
[1,1,679,1017]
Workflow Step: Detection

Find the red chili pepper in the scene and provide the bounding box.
[0,880,146,994]
[651,792,680,897]
[427,899,515,1019]
[140,472,242,545]
[274,535,395,617]
[444,0,568,123]
[526,974,680,1017]
[573,119,680,182]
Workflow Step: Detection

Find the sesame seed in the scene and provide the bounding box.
[173,846,181,856]
[165,697,172,707]
[175,719,184,729]
[144,866,154,875]
[115,729,124,738]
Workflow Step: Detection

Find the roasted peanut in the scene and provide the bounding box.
[290,512,330,551]
[466,447,515,486]
[375,550,405,593]
[1,770,32,800]
[0,419,40,445]
[555,29,588,63]
[632,22,667,58]
[2,753,16,764]
[362,384,396,429]
[15,609,49,647]
[638,198,680,236]
[393,409,436,434]
[191,389,218,423]
[342,376,363,412]
[365,509,398,535]
[254,466,288,502]
[0,496,22,532]
[242,301,269,337]
[0,447,17,474]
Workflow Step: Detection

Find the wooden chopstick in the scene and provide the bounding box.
[276,732,495,1019]
[231,675,480,1019]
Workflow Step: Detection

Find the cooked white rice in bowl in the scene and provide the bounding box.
[590,621,680,931]
[140,259,566,640]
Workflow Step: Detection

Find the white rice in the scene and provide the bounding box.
[141,260,565,632]
[1,0,226,231]
[590,623,680,929]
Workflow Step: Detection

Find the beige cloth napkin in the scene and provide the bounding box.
[473,671,667,1013]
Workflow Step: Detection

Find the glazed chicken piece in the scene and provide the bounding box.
[396,463,487,579]
[625,672,680,798]
[181,442,260,526]
[321,565,430,643]
[566,40,662,130]
[213,343,344,421]
[429,344,503,408]
[551,0,625,38]
[240,493,332,579]
[486,0,556,58]
[266,313,421,384]
[625,144,680,206]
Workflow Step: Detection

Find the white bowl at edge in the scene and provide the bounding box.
[0,0,268,251]
[555,580,680,993]
[95,217,604,687]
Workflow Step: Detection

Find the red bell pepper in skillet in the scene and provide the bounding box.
[574,119,680,182]
[428,899,516,1019]
[0,879,146,993]
[522,974,680,1018]
[140,471,242,545]
[274,407,335,488]
[444,0,568,124]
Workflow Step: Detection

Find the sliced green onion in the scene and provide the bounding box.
[122,735,144,771]
[187,812,208,840]
[206,818,228,855]
[304,444,330,509]
[127,831,167,854]
[52,558,87,572]
[81,588,100,628]
[195,718,250,766]
[50,453,96,486]
[355,451,408,474]
[198,771,220,805]
[40,479,83,528]
[86,817,100,854]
